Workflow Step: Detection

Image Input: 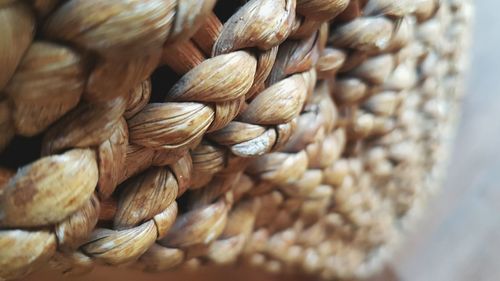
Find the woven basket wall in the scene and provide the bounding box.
[0,0,472,280]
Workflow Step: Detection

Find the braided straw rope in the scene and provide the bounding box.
[0,0,472,280]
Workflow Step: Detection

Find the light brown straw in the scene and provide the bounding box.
[0,0,472,280]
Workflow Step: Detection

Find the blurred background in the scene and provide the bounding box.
[392,0,500,280]
[24,0,499,281]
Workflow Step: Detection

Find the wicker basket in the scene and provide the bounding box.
[0,0,472,280]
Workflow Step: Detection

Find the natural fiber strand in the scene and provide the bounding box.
[0,0,473,280]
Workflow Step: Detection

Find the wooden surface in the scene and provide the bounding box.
[393,1,500,280]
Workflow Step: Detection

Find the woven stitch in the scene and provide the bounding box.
[0,0,472,280]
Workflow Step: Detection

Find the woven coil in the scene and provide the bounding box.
[0,0,472,280]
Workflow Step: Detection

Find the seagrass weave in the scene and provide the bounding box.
[0,0,472,280]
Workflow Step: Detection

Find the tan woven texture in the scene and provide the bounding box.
[0,0,472,280]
